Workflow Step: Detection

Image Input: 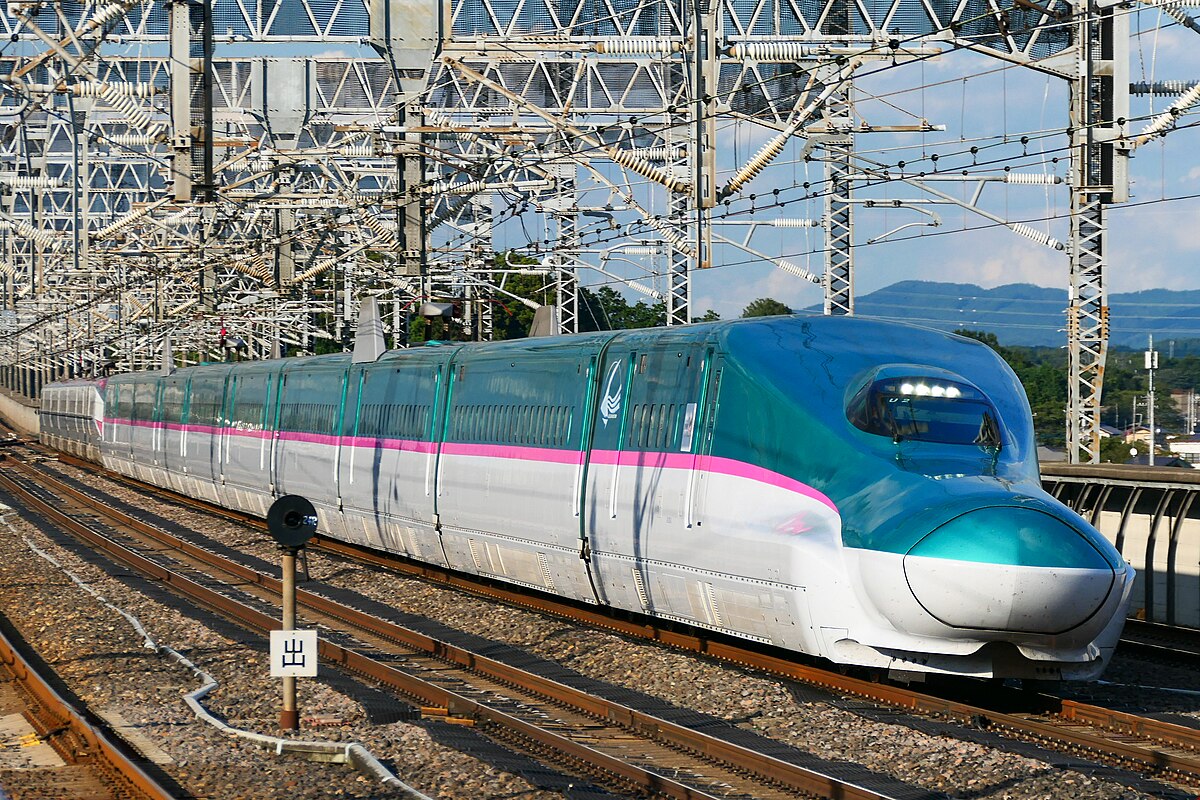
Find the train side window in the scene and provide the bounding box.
[626,404,641,449]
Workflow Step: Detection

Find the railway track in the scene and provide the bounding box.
[0,452,914,800]
[15,446,1200,795]
[0,579,176,800]
[1119,619,1200,664]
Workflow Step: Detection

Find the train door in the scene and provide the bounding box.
[183,369,230,499]
[583,341,709,613]
[219,372,236,483]
[153,380,165,468]
[272,360,349,517]
[111,381,134,464]
[335,365,364,514]
[223,367,277,509]
[161,375,187,485]
[687,352,723,529]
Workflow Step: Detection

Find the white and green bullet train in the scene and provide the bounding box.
[40,315,1135,680]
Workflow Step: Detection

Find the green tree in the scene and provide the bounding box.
[490,251,548,340]
[954,329,1005,355]
[579,286,666,330]
[1100,436,1144,464]
[741,297,792,318]
[692,309,721,323]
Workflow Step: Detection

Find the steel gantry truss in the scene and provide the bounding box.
[0,0,1181,463]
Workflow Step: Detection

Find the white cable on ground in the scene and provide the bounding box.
[0,508,430,799]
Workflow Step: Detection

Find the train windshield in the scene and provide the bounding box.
[848,376,1002,447]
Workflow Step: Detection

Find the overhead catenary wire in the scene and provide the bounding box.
[4,0,1196,348]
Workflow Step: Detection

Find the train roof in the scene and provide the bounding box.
[97,313,997,382]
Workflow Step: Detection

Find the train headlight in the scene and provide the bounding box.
[848,370,1002,446]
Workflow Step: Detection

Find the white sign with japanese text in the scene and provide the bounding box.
[270,629,318,677]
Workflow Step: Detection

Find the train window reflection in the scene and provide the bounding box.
[848,376,1003,447]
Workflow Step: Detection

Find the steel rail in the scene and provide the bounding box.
[1115,619,1200,664]
[0,459,895,800]
[37,453,1200,782]
[0,589,175,800]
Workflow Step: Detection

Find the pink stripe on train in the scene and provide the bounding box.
[103,419,837,513]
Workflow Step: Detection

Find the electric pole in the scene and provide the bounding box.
[1146,336,1158,466]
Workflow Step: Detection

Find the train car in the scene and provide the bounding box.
[38,379,104,462]
[53,315,1136,680]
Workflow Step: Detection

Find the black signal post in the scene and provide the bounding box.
[266,495,318,730]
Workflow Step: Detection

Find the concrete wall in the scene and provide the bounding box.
[1093,509,1200,628]
[0,391,39,435]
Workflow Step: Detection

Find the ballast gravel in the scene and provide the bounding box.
[0,458,1191,800]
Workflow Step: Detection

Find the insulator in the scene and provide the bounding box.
[295,197,343,207]
[1157,1,1200,33]
[1003,173,1061,185]
[644,215,691,253]
[96,206,150,239]
[776,258,819,283]
[606,147,690,193]
[293,256,339,283]
[424,179,487,196]
[74,80,158,98]
[359,210,397,243]
[0,219,60,249]
[721,130,790,197]
[1139,82,1200,142]
[162,209,197,225]
[593,38,681,55]
[620,246,659,255]
[425,109,477,144]
[107,133,157,147]
[1010,223,1062,250]
[729,42,818,61]
[1,174,62,189]
[100,86,156,130]
[1131,80,1194,96]
[338,143,375,158]
[232,257,271,281]
[770,218,821,228]
[89,2,128,29]
[626,147,685,162]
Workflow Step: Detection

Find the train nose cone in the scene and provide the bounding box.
[903,507,1117,635]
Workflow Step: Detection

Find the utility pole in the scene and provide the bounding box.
[1146,335,1158,466]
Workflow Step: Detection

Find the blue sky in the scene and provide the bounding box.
[75,12,1200,326]
[679,19,1200,320]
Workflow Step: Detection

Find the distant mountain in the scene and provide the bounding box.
[806,281,1200,349]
